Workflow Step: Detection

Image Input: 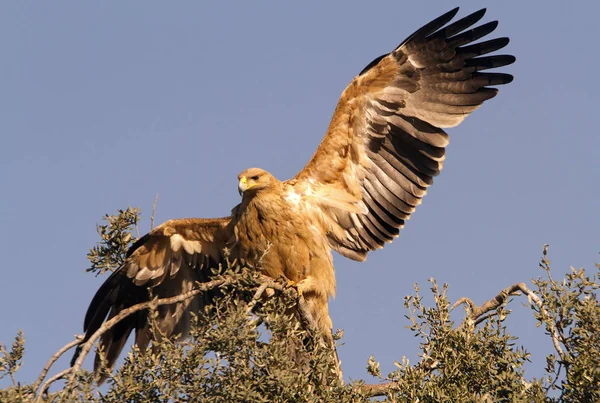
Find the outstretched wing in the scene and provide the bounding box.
[290,8,515,261]
[72,217,231,380]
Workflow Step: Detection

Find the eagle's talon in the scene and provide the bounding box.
[286,280,303,297]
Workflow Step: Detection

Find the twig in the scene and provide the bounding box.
[33,336,82,393]
[151,193,159,230]
[37,368,72,401]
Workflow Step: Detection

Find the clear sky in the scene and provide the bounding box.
[1,1,598,390]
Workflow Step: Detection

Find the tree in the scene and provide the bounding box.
[1,207,598,402]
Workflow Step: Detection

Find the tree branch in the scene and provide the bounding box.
[451,282,524,324]
[452,281,565,360]
[32,336,82,394]
[516,282,566,362]
[37,368,73,402]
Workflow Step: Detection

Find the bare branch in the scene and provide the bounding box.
[474,312,499,327]
[33,336,82,394]
[452,281,566,361]
[452,283,523,323]
[37,368,72,401]
[452,296,475,312]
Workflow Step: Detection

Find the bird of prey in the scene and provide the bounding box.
[73,7,515,379]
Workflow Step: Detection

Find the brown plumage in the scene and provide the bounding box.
[73,7,515,380]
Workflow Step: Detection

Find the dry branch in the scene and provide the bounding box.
[32,336,82,394]
[37,368,73,402]
[452,282,525,326]
[452,281,565,361]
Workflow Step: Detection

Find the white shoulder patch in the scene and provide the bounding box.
[284,189,302,207]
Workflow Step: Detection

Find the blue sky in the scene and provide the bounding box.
[1,1,598,390]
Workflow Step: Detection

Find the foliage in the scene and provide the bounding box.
[535,246,600,402]
[86,207,140,276]
[1,208,598,402]
[366,280,541,402]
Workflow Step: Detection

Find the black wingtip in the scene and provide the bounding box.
[397,7,461,50]
[497,37,510,49]
[505,55,517,66]
[70,346,82,367]
[449,7,460,15]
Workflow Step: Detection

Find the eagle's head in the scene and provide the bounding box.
[237,168,279,196]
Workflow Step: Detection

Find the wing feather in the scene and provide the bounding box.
[72,217,231,381]
[289,8,514,261]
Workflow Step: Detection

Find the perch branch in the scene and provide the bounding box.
[252,275,320,334]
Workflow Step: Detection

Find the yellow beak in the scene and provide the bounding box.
[238,176,247,196]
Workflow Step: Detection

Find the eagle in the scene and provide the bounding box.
[73,7,515,378]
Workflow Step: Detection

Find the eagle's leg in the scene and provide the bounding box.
[287,275,343,382]
[286,276,323,297]
[286,279,303,296]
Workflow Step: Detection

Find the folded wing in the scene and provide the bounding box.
[72,217,231,380]
[290,8,515,261]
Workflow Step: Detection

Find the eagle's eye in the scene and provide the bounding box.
[251,175,259,181]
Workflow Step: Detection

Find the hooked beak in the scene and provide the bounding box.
[238,176,247,196]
